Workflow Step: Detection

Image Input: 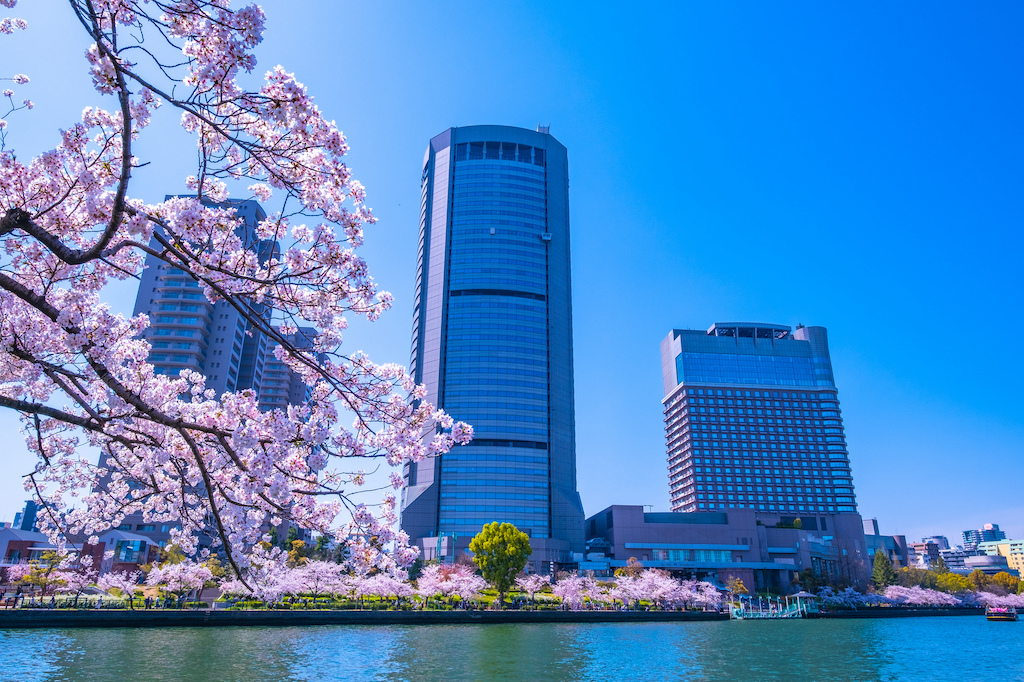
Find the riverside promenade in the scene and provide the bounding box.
[0,608,729,629]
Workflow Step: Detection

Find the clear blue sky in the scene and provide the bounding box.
[2,1,1021,544]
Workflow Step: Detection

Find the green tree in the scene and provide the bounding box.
[726,576,748,600]
[969,569,989,591]
[871,550,898,589]
[287,540,309,567]
[203,556,227,588]
[796,568,825,593]
[792,518,803,530]
[932,556,948,574]
[990,571,1019,594]
[13,551,66,595]
[468,522,532,610]
[897,566,937,589]
[935,572,972,594]
[614,557,644,578]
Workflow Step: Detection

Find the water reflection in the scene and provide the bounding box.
[1,617,1022,682]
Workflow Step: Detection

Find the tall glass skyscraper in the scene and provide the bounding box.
[400,125,584,566]
[661,323,859,522]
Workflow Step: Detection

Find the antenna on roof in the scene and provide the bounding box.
[537,124,550,134]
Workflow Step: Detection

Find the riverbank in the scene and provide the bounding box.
[808,607,985,619]
[0,608,729,629]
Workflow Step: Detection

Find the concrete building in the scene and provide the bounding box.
[399,125,585,567]
[863,518,910,569]
[11,501,38,533]
[964,554,1012,576]
[977,539,1024,576]
[100,198,308,551]
[582,505,869,592]
[258,326,319,412]
[939,547,977,572]
[922,535,950,550]
[909,541,942,569]
[963,523,1006,550]
[134,198,276,396]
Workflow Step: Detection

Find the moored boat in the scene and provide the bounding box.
[986,606,1018,622]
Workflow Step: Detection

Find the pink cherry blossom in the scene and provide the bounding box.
[0,0,472,587]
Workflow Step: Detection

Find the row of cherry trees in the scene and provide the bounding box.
[83,557,725,611]
[817,585,1024,609]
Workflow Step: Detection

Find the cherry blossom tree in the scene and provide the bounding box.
[290,560,342,602]
[413,563,483,607]
[4,562,33,584]
[552,573,588,611]
[97,569,143,608]
[54,567,98,604]
[684,579,723,610]
[515,573,550,609]
[883,585,961,607]
[971,592,1024,608]
[146,559,213,605]
[0,0,471,583]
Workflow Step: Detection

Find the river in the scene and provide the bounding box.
[1,617,1021,681]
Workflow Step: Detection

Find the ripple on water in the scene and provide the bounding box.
[1,616,1022,682]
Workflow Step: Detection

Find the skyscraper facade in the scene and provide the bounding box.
[660,323,859,520]
[400,125,584,566]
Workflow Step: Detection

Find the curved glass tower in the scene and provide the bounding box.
[400,125,584,567]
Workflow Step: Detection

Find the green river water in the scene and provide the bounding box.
[1,617,1021,681]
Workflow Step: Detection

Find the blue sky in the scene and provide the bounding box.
[2,1,1021,544]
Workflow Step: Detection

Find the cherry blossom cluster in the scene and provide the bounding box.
[145,559,214,597]
[553,570,722,611]
[415,563,487,602]
[0,0,471,584]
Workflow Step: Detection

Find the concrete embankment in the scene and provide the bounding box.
[807,607,985,619]
[0,609,729,629]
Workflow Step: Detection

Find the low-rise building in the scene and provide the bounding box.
[909,541,942,569]
[939,547,977,572]
[0,528,54,569]
[977,539,1024,576]
[922,535,949,550]
[583,505,868,592]
[862,518,909,569]
[964,553,1012,576]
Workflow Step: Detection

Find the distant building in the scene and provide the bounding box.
[963,523,1006,550]
[964,554,1012,576]
[660,324,858,517]
[922,535,949,550]
[909,541,942,569]
[977,539,1024,576]
[863,518,910,569]
[258,326,319,412]
[939,547,977,572]
[98,198,309,552]
[582,505,868,592]
[0,528,52,568]
[11,500,39,533]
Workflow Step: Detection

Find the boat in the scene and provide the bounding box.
[986,606,1018,622]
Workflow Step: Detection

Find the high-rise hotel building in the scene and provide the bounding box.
[399,125,585,565]
[660,323,858,519]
